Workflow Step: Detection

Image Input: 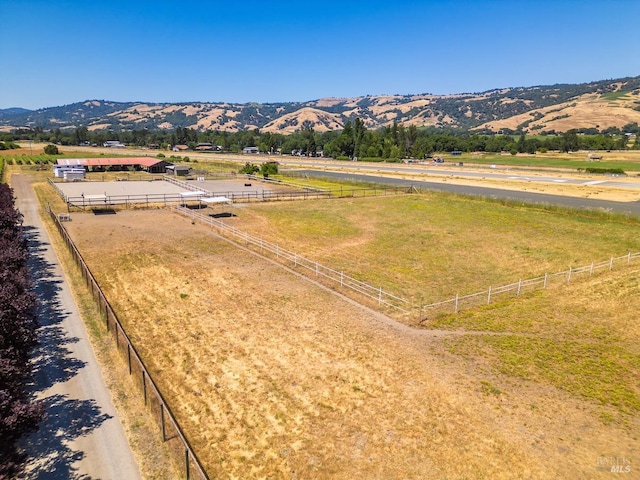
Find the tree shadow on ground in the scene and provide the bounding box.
[22,395,112,480]
[20,226,111,480]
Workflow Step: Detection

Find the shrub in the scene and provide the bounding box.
[584,167,625,175]
[239,162,260,175]
[43,144,59,155]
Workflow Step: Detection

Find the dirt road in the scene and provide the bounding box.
[11,174,141,480]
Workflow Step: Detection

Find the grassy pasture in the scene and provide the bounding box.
[26,169,640,478]
[236,192,640,305]
[59,206,640,479]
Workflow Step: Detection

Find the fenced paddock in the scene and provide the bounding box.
[47,205,210,480]
[50,175,415,210]
[174,205,640,323]
[174,206,412,313]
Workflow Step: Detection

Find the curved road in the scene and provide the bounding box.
[12,174,140,480]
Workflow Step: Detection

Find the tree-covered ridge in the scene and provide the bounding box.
[1,75,639,133]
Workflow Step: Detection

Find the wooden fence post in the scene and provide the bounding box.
[161,403,166,441]
[142,371,147,405]
[543,273,547,288]
[454,294,459,314]
[567,266,572,282]
[487,286,491,304]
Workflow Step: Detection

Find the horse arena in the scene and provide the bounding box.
[53,177,303,209]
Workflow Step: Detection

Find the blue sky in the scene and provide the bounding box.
[1,0,638,110]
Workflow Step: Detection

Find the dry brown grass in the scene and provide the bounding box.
[61,208,639,479]
[479,92,640,132]
[28,180,182,480]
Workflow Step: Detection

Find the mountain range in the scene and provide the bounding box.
[2,76,639,134]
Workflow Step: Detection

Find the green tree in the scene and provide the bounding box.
[260,161,278,177]
[238,162,259,174]
[44,144,59,155]
[561,130,580,152]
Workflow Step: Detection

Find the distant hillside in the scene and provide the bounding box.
[0,107,31,118]
[2,76,640,134]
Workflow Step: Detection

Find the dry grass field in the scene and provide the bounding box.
[234,194,640,307]
[59,199,639,479]
[6,152,638,478]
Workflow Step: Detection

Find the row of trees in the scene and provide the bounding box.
[0,184,43,478]
[2,121,638,160]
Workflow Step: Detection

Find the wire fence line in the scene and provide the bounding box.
[47,205,210,480]
[174,206,412,313]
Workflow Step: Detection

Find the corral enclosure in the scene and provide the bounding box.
[54,178,276,204]
[60,190,640,479]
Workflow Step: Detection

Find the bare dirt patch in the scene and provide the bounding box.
[62,209,638,479]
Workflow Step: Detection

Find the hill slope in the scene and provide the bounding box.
[2,76,639,133]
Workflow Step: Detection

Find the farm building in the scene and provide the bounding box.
[53,165,86,179]
[55,157,172,174]
[165,165,191,176]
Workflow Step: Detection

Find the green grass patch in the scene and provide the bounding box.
[447,334,640,414]
[600,92,629,102]
[242,192,640,302]
[452,154,640,172]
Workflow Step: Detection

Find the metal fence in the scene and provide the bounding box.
[174,206,412,312]
[419,252,640,321]
[47,205,210,480]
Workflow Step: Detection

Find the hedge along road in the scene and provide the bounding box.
[10,174,141,480]
[292,169,640,217]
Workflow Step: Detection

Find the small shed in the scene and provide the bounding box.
[166,165,191,176]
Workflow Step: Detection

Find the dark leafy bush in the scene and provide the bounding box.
[0,184,44,479]
[584,167,626,175]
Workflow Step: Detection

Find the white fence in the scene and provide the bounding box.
[419,252,640,321]
[175,205,640,320]
[177,202,640,322]
[174,206,412,312]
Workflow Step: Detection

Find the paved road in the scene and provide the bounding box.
[11,175,141,480]
[283,160,640,191]
[292,169,640,217]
